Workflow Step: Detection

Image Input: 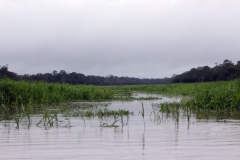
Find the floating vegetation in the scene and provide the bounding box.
[0,101,134,129]
[72,107,133,128]
[72,107,133,117]
[134,96,161,101]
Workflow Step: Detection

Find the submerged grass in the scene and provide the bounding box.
[72,106,133,127]
[37,109,59,128]
[181,78,240,120]
[0,78,114,106]
[138,103,145,128]
[151,78,240,123]
[0,78,115,118]
[111,78,240,121]
[1,77,240,125]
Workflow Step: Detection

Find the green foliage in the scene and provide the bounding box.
[138,103,145,128]
[145,78,240,121]
[115,78,240,120]
[0,78,114,116]
[73,107,133,118]
[183,79,240,120]
[2,77,240,123]
[153,102,180,123]
[172,59,240,83]
[0,65,170,85]
[37,109,59,129]
[0,79,114,104]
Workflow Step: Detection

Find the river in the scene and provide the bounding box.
[0,93,240,159]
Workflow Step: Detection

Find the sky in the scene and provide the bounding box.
[1,0,240,78]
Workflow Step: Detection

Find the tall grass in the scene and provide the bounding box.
[183,78,240,120]
[151,79,240,121]
[0,78,114,111]
[138,103,145,128]
[1,77,240,123]
[108,80,235,96]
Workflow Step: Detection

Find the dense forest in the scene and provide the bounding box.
[171,59,240,83]
[0,65,170,85]
[1,59,240,85]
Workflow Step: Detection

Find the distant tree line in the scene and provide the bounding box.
[3,59,238,85]
[0,65,170,85]
[171,59,240,83]
[0,65,19,80]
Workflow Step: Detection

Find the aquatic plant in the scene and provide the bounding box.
[0,78,115,111]
[150,105,161,124]
[183,79,240,120]
[36,109,59,129]
[100,120,119,127]
[13,114,23,129]
[2,77,240,124]
[138,103,145,127]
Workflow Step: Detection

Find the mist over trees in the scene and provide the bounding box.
[172,59,240,83]
[0,65,170,85]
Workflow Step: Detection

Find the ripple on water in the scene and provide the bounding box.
[0,94,240,159]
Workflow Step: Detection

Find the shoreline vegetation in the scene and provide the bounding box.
[0,65,170,85]
[1,78,240,120]
[1,60,240,128]
[1,60,240,86]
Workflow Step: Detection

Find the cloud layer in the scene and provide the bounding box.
[1,0,240,78]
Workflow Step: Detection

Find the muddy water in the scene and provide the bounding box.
[0,94,240,159]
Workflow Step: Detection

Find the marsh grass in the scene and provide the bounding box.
[153,102,181,124]
[183,79,240,120]
[0,104,11,120]
[150,105,161,124]
[143,79,240,122]
[0,78,114,111]
[13,114,23,129]
[138,103,145,128]
[2,77,240,127]
[152,78,240,124]
[36,109,59,129]
[71,107,133,127]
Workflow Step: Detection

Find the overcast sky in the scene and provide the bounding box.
[1,0,240,78]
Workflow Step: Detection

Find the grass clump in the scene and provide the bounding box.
[152,102,180,124]
[0,78,114,113]
[147,78,240,123]
[184,79,240,120]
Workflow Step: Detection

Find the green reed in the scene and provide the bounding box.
[0,78,115,113]
[37,109,59,129]
[183,79,240,120]
[2,77,240,124]
[0,78,134,128]
[138,103,145,127]
[150,105,161,124]
[149,79,240,122]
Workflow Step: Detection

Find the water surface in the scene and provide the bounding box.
[0,94,240,159]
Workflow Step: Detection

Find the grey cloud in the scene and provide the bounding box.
[1,0,240,78]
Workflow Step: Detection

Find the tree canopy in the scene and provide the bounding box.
[0,65,170,85]
[171,59,240,83]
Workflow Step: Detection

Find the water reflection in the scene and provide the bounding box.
[0,94,240,159]
[142,133,145,158]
